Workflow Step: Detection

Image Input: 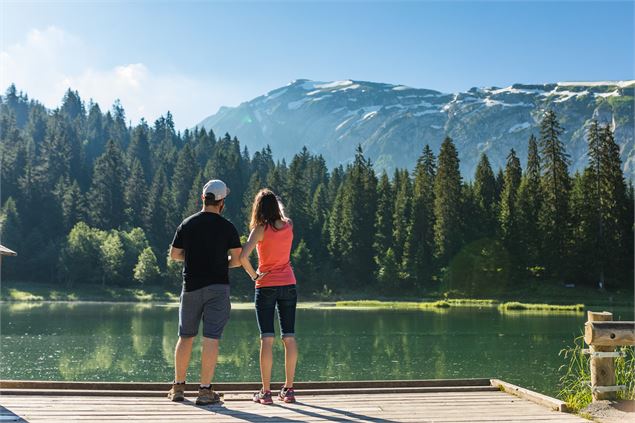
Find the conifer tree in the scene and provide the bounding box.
[538,110,571,277]
[515,135,543,270]
[434,137,463,265]
[392,169,412,264]
[168,143,197,229]
[499,149,522,253]
[127,120,152,181]
[597,124,630,285]
[124,159,148,228]
[90,140,127,229]
[404,145,436,286]
[473,153,497,237]
[374,172,394,261]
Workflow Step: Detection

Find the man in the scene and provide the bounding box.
[167,179,242,405]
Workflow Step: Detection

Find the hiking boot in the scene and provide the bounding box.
[253,389,273,405]
[278,386,296,403]
[196,386,222,405]
[167,383,185,402]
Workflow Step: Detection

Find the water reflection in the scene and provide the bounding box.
[1,303,632,396]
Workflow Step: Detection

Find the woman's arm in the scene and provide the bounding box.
[239,226,265,280]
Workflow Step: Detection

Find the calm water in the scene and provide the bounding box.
[1,303,632,396]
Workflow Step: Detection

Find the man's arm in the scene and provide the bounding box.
[169,246,185,262]
[228,247,242,268]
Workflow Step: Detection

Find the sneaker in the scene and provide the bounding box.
[196,387,222,405]
[167,383,185,402]
[253,389,273,405]
[278,386,296,403]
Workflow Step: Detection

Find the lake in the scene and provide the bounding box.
[1,302,632,396]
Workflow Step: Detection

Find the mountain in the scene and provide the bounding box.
[197,79,635,178]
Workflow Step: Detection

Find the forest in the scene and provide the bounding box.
[0,84,632,298]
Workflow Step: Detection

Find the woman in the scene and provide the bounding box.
[240,188,298,405]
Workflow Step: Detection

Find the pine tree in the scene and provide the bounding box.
[124,159,148,228]
[568,170,597,284]
[597,124,630,285]
[308,182,330,261]
[392,169,412,264]
[538,110,571,278]
[434,137,463,265]
[473,153,497,237]
[127,120,152,181]
[373,172,394,261]
[291,240,316,292]
[404,145,436,287]
[168,143,197,230]
[90,140,127,229]
[515,135,543,271]
[499,149,522,253]
[143,165,171,250]
[329,146,377,285]
[284,147,311,243]
[242,173,263,231]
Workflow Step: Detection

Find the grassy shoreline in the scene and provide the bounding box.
[1,280,631,311]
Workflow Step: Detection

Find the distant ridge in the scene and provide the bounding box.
[197,79,634,178]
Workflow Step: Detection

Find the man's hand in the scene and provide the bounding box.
[169,246,185,262]
[228,247,242,268]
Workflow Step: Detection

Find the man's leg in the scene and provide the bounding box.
[174,336,194,382]
[175,288,203,383]
[199,337,219,386]
[260,337,274,391]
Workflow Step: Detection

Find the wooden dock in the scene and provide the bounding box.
[0,379,587,422]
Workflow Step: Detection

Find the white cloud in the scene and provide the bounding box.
[0,26,240,129]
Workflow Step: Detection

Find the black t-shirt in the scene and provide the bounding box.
[171,211,241,291]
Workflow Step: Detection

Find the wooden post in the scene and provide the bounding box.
[586,311,615,401]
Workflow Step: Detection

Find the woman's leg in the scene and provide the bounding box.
[259,337,274,391]
[255,288,277,391]
[281,337,297,388]
[277,285,298,388]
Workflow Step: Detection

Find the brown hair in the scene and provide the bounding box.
[249,188,286,230]
[204,193,224,207]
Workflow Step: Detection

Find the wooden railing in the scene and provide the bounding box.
[584,311,635,401]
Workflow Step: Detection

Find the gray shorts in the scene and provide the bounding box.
[178,284,231,339]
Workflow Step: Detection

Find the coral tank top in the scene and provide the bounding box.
[255,221,296,288]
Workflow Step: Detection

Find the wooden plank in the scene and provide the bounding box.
[0,378,491,391]
[0,392,588,422]
[490,379,569,412]
[0,385,500,397]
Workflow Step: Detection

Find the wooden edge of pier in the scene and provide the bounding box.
[489,378,570,413]
[0,378,571,412]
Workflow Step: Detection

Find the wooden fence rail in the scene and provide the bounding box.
[584,311,635,401]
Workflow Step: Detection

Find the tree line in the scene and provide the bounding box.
[0,84,632,297]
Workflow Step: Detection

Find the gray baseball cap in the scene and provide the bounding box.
[202,179,230,200]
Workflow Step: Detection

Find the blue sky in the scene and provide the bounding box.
[1,1,633,129]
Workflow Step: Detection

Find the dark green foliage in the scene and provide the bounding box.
[499,149,522,254]
[89,140,127,229]
[403,145,435,288]
[434,137,463,265]
[374,172,394,262]
[0,89,631,296]
[538,110,571,278]
[516,135,542,269]
[473,153,498,237]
